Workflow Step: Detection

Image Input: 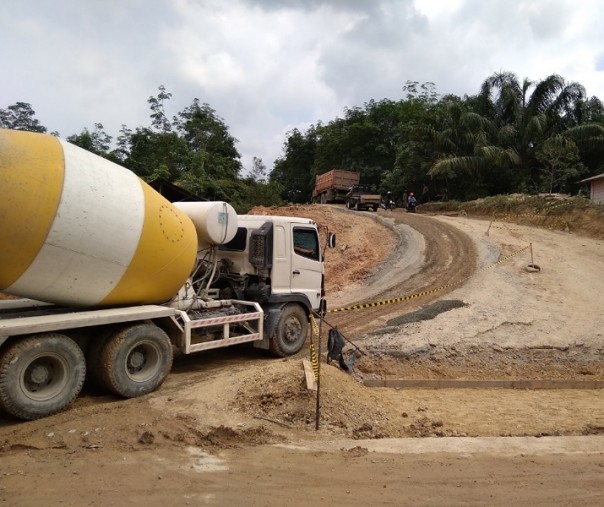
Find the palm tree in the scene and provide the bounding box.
[429,72,604,195]
[428,94,519,198]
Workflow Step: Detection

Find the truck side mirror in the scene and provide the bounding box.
[327,232,336,249]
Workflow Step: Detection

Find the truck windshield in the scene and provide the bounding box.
[293,227,319,260]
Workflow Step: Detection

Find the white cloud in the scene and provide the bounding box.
[414,0,464,19]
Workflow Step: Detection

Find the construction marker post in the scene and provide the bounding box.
[315,300,327,430]
[527,242,541,272]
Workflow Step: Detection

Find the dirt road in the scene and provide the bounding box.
[327,211,478,336]
[1,205,603,505]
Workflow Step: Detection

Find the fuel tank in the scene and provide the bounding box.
[174,201,238,248]
[0,129,199,307]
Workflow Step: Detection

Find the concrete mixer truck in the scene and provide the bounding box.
[0,129,335,420]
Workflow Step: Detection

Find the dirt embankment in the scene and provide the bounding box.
[422,194,604,240]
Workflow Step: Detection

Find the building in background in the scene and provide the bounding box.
[578,173,604,204]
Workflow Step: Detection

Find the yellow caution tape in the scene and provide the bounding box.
[328,245,529,313]
[309,313,320,336]
[310,343,319,379]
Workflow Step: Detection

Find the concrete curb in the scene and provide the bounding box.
[278,435,604,456]
[363,379,604,389]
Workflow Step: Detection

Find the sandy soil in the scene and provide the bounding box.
[1,204,603,505]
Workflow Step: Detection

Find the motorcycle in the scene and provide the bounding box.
[407,201,416,213]
[380,198,395,211]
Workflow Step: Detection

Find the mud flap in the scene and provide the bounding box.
[253,307,281,350]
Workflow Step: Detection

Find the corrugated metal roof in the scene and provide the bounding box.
[578,173,604,183]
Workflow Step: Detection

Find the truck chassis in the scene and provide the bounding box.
[0,297,306,420]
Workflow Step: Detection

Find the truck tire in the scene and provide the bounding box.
[270,304,308,357]
[354,201,360,211]
[0,334,86,420]
[100,323,173,398]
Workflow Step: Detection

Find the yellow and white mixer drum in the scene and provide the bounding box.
[0,129,198,307]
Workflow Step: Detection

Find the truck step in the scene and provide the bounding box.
[188,333,262,352]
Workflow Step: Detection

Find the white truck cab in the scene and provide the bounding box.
[218,215,324,310]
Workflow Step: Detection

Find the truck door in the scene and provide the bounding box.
[290,225,323,310]
[270,223,291,295]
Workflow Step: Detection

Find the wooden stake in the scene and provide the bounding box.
[485,220,493,236]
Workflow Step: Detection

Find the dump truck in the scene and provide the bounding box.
[312,169,360,204]
[345,184,382,211]
[0,129,335,420]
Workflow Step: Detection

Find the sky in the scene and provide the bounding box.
[2,0,604,174]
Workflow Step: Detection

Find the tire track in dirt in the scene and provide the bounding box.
[326,211,478,337]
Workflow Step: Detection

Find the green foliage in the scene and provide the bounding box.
[4,72,604,209]
[67,123,112,155]
[1,88,256,209]
[125,128,188,180]
[250,157,267,183]
[0,102,47,133]
[175,98,242,181]
[237,178,284,212]
[271,128,317,202]
[536,136,586,193]
[148,85,173,132]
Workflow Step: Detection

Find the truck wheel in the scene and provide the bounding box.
[100,324,173,398]
[354,201,360,211]
[0,334,86,420]
[270,304,308,357]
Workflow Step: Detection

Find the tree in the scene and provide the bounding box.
[536,136,586,193]
[250,157,267,183]
[6,72,601,209]
[148,85,173,132]
[175,99,241,183]
[110,124,133,163]
[67,123,112,155]
[123,127,187,181]
[312,100,402,189]
[402,80,439,104]
[429,72,602,197]
[562,123,604,178]
[388,92,451,199]
[427,100,520,198]
[271,128,317,202]
[0,102,47,132]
